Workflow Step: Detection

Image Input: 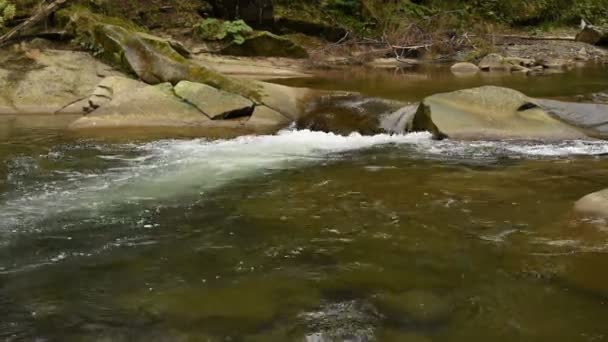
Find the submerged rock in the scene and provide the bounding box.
[575,189,608,218]
[373,290,452,324]
[70,81,211,129]
[221,31,309,59]
[410,86,588,140]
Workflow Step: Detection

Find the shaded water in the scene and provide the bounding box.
[2,68,608,341]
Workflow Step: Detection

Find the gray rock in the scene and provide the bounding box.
[575,189,608,218]
[248,105,291,127]
[70,82,210,129]
[537,99,608,138]
[174,81,254,120]
[411,86,587,140]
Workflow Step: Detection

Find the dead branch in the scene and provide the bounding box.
[495,34,576,41]
[0,0,71,47]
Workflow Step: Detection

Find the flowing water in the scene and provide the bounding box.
[2,67,608,341]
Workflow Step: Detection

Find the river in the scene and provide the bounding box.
[1,66,608,341]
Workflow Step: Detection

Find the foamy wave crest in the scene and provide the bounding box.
[0,130,432,231]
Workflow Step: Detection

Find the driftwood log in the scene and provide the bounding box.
[0,0,71,47]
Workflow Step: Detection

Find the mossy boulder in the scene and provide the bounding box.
[411,86,587,140]
[70,76,295,134]
[220,31,309,59]
[57,6,261,101]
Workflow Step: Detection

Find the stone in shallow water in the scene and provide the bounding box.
[373,290,452,324]
[575,189,608,218]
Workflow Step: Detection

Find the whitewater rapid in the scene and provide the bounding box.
[1,129,608,232]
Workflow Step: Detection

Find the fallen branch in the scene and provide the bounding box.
[0,0,71,47]
[496,34,576,41]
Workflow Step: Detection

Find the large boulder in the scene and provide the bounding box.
[70,76,294,133]
[70,80,211,129]
[576,25,608,46]
[410,86,587,140]
[0,48,120,115]
[296,94,405,135]
[58,7,261,101]
[220,31,309,59]
[536,100,608,138]
[575,189,608,218]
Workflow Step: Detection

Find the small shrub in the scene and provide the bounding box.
[0,0,16,31]
[194,18,253,45]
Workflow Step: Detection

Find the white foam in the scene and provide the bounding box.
[0,130,432,231]
[1,129,607,232]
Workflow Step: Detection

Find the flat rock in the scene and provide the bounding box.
[174,81,254,120]
[537,99,608,138]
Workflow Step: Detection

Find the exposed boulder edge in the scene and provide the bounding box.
[409,86,588,140]
[536,99,608,138]
[57,6,262,101]
[575,189,608,218]
[174,81,254,120]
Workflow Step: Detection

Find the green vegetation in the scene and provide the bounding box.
[0,0,16,31]
[193,18,254,45]
[277,0,608,36]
